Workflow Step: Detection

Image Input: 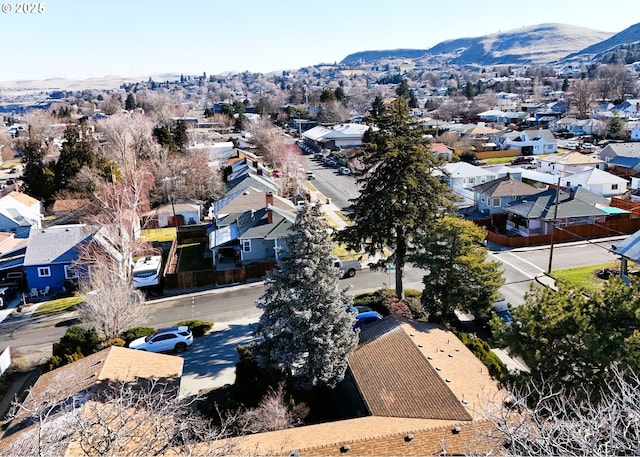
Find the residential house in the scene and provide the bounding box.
[492,128,557,155]
[0,231,28,273]
[435,162,497,205]
[550,117,603,136]
[23,224,95,297]
[302,123,373,151]
[212,187,296,220]
[473,175,540,214]
[505,188,608,237]
[600,142,640,165]
[0,191,42,238]
[212,316,504,456]
[610,229,640,279]
[209,201,296,268]
[147,200,201,228]
[428,142,454,161]
[477,109,505,122]
[536,152,605,175]
[0,346,183,456]
[630,124,640,141]
[560,168,628,197]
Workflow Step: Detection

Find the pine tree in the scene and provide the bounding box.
[256,206,359,389]
[410,216,504,324]
[336,98,455,299]
[124,92,136,111]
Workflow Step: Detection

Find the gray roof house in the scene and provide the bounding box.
[600,142,640,164]
[473,175,540,214]
[209,205,296,268]
[23,224,95,297]
[505,188,608,237]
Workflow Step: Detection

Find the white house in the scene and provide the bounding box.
[435,162,497,206]
[302,123,373,150]
[560,168,629,197]
[537,152,604,175]
[492,128,557,155]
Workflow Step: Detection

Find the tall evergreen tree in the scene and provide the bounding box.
[54,126,96,191]
[410,216,504,324]
[337,98,455,299]
[369,95,386,118]
[124,92,136,111]
[19,131,55,201]
[256,206,358,389]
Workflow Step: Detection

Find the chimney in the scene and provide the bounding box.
[266,191,274,207]
[253,160,259,169]
[267,207,273,224]
[569,187,575,200]
[257,167,263,176]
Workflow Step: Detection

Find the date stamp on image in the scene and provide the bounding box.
[1,2,45,13]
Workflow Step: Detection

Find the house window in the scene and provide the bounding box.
[468,177,475,185]
[64,265,78,279]
[37,267,51,277]
[612,184,619,190]
[492,198,501,207]
[242,240,251,252]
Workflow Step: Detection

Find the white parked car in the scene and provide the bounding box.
[129,326,193,353]
[338,166,351,175]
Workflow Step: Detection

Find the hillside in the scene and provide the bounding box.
[341,23,612,66]
[568,22,640,58]
[340,49,428,64]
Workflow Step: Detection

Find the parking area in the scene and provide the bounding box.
[179,316,258,398]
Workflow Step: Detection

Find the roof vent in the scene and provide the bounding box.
[404,433,414,442]
[417,344,423,348]
[436,367,441,371]
[445,378,451,383]
[427,355,432,360]
[340,444,350,453]
[289,451,300,457]
[448,354,453,358]
[452,426,461,434]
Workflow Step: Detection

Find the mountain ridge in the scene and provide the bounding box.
[340,23,628,66]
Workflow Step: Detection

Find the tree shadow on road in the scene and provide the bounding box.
[182,322,258,386]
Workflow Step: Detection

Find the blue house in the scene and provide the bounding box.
[23,224,95,297]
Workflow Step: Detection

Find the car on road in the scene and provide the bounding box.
[338,166,351,175]
[566,140,579,149]
[354,311,383,330]
[510,156,534,165]
[324,158,337,167]
[314,152,325,160]
[129,326,193,353]
[306,170,315,180]
[475,297,513,332]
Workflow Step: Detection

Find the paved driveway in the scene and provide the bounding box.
[179,316,258,398]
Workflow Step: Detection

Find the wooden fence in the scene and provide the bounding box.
[475,149,521,160]
[484,217,640,248]
[164,262,276,289]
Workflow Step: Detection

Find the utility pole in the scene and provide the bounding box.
[547,177,561,274]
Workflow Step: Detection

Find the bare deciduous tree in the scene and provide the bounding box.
[1,379,235,457]
[78,258,147,340]
[241,384,294,433]
[569,79,598,119]
[476,366,640,456]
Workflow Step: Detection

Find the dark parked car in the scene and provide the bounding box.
[510,156,534,165]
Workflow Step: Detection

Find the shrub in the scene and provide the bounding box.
[388,300,413,318]
[52,326,102,360]
[118,327,155,346]
[176,319,214,337]
[455,331,509,382]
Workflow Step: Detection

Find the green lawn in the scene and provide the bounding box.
[177,242,212,271]
[34,296,84,316]
[551,262,619,294]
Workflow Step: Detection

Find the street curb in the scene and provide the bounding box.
[534,273,557,291]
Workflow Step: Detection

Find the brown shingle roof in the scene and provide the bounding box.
[473,176,540,198]
[349,319,471,421]
[199,317,506,457]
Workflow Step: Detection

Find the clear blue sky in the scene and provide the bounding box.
[0,0,637,81]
